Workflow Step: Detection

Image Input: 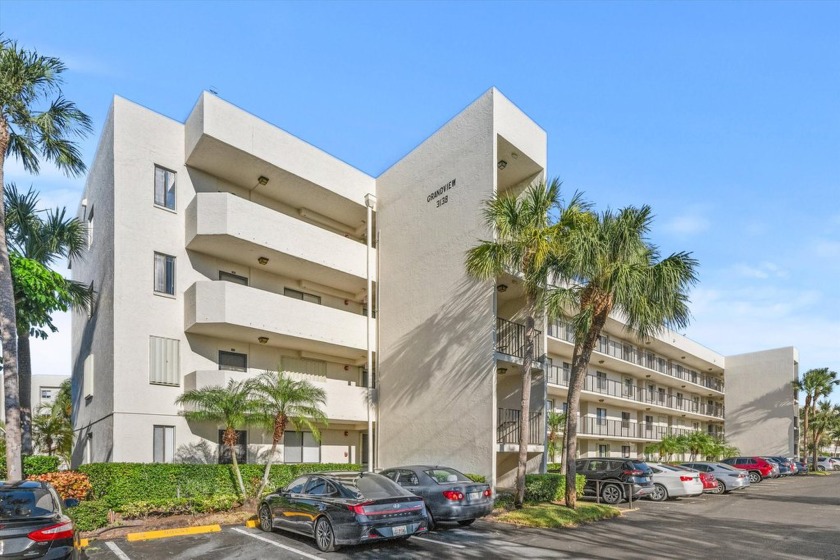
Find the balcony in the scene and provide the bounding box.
[496,317,543,361]
[577,417,707,441]
[548,320,724,394]
[185,281,374,359]
[183,370,374,423]
[497,408,544,445]
[187,193,375,295]
[546,364,724,419]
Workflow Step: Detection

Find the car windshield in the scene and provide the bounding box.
[424,468,472,484]
[657,464,685,472]
[0,488,57,520]
[339,474,414,500]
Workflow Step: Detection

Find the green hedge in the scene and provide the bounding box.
[66,500,111,532]
[524,473,586,503]
[78,462,362,505]
[0,455,62,479]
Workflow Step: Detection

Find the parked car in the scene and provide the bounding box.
[721,456,775,483]
[645,463,703,501]
[258,472,428,552]
[0,480,82,560]
[680,461,750,493]
[574,458,655,504]
[808,457,839,471]
[794,461,809,475]
[380,465,493,529]
[764,456,793,476]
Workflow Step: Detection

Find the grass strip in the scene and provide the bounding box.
[492,502,621,528]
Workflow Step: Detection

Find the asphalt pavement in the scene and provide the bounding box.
[83,473,840,559]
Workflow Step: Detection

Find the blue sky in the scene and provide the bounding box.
[2,1,839,402]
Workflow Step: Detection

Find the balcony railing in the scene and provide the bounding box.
[546,364,724,418]
[497,408,544,445]
[577,417,708,440]
[548,320,724,393]
[496,318,543,360]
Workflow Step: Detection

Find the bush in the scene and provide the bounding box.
[465,473,486,483]
[523,473,586,503]
[27,471,92,501]
[78,462,362,506]
[546,463,563,473]
[24,455,61,476]
[66,500,110,532]
[118,495,242,519]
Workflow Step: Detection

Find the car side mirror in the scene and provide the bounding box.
[64,498,80,508]
[278,489,290,496]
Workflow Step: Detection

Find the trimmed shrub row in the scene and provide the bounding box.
[0,455,62,479]
[78,462,362,505]
[524,473,586,502]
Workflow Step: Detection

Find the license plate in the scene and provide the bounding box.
[468,492,481,500]
[392,525,407,536]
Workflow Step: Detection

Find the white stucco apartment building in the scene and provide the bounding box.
[70,89,799,484]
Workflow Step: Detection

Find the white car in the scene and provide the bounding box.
[646,463,704,501]
[810,457,840,471]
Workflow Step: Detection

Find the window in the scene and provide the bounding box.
[596,408,607,426]
[284,287,321,304]
[693,422,700,430]
[596,371,607,391]
[86,205,94,248]
[83,354,94,399]
[154,165,176,210]
[676,393,684,407]
[219,351,247,372]
[219,271,248,285]
[285,476,308,494]
[154,253,176,295]
[622,445,631,458]
[218,430,247,464]
[39,388,57,403]
[621,411,631,429]
[623,378,633,398]
[280,357,326,377]
[153,425,175,463]
[645,415,653,430]
[284,431,320,463]
[150,336,180,386]
[598,444,610,457]
[658,387,666,404]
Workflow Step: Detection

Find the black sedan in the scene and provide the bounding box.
[0,480,82,559]
[380,466,493,529]
[258,471,428,552]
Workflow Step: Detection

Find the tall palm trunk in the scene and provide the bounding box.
[802,394,811,463]
[224,427,246,497]
[257,413,287,498]
[0,125,23,481]
[19,332,32,455]
[514,297,536,508]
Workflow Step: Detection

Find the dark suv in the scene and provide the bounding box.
[574,458,654,504]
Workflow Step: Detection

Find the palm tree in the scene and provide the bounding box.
[465,179,588,507]
[251,369,328,498]
[175,379,257,497]
[546,410,567,464]
[31,409,73,460]
[546,205,698,508]
[5,184,89,454]
[0,37,92,480]
[810,401,840,461]
[794,368,838,469]
[645,434,685,462]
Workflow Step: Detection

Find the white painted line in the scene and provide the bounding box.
[104,541,132,560]
[232,527,322,560]
[412,535,466,549]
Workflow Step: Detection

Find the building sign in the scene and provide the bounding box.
[427,178,456,208]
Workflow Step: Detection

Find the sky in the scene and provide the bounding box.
[2,1,839,402]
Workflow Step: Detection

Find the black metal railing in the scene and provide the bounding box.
[497,408,544,445]
[576,417,706,440]
[546,364,724,418]
[496,317,543,360]
[547,319,725,393]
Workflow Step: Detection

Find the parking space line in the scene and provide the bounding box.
[231,527,322,560]
[104,541,132,560]
[412,535,466,549]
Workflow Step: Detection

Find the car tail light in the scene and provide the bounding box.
[679,476,694,482]
[443,490,464,501]
[623,469,644,476]
[483,489,492,498]
[28,520,75,542]
[347,501,374,515]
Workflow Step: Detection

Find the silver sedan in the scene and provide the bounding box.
[681,461,751,493]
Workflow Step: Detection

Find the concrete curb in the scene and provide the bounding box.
[125,524,222,542]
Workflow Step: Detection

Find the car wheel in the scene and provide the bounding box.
[314,517,337,553]
[426,507,436,531]
[601,483,623,505]
[713,481,725,494]
[258,504,273,532]
[817,465,826,472]
[648,483,668,502]
[457,519,476,526]
[748,471,761,483]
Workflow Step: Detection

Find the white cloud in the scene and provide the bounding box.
[663,214,710,236]
[730,262,788,280]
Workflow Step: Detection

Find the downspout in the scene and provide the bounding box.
[365,193,377,471]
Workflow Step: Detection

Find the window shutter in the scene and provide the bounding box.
[150,336,180,386]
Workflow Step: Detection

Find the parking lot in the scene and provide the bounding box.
[84,474,840,560]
